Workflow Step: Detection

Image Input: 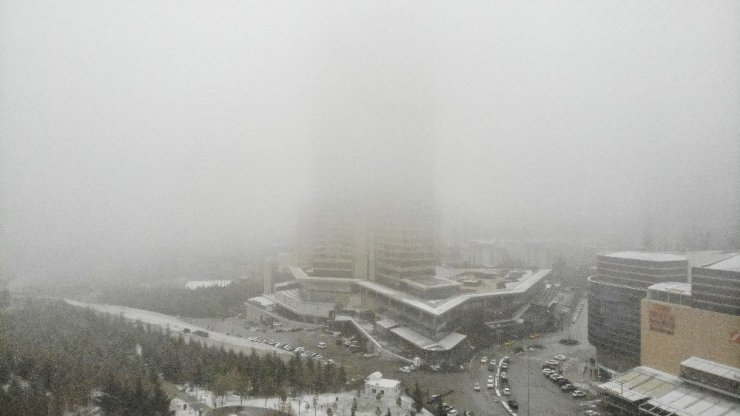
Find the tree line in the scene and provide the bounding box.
[0,299,348,415]
[95,278,263,318]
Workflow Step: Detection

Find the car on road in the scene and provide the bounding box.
[572,390,586,398]
[473,383,480,391]
[502,387,511,396]
[507,400,519,409]
[481,356,488,363]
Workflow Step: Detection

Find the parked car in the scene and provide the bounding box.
[481,356,488,363]
[561,384,576,391]
[572,390,586,398]
[502,387,511,396]
[486,382,494,389]
[500,372,507,380]
[399,366,412,374]
[473,383,481,392]
[317,342,327,349]
[508,400,519,409]
[554,354,566,361]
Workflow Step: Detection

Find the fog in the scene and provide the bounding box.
[1,1,739,283]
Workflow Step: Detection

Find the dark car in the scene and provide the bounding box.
[556,378,570,386]
[507,400,519,410]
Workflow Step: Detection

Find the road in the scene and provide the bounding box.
[66,296,602,416]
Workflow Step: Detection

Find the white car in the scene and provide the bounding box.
[447,410,458,416]
[502,387,511,396]
[486,382,494,389]
[572,390,586,398]
[481,356,488,363]
[473,383,481,391]
[399,366,412,374]
[500,372,507,380]
[554,355,566,361]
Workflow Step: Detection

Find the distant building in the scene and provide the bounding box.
[184,280,232,290]
[588,252,688,371]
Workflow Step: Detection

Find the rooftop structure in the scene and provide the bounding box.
[647,282,692,306]
[606,252,690,262]
[597,362,740,416]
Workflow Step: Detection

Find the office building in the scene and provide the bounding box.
[588,252,689,372]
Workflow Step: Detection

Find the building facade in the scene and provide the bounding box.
[640,282,740,376]
[588,252,689,371]
[690,255,740,316]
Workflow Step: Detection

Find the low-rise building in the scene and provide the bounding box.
[364,372,401,397]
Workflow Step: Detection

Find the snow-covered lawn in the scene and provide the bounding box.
[177,386,433,416]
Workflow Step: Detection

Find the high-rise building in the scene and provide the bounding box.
[691,254,740,316]
[588,252,689,371]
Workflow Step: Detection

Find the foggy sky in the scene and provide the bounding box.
[1,1,739,282]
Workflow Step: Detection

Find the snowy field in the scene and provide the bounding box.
[64,299,291,356]
[172,386,434,416]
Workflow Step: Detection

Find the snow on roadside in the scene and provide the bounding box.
[64,299,290,356]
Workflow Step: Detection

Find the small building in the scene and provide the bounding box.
[364,372,400,397]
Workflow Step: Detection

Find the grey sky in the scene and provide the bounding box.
[1,1,739,281]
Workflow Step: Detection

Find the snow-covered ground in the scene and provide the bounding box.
[64,299,290,356]
[174,386,434,416]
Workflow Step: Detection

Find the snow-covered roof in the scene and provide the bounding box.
[290,266,549,318]
[248,296,277,307]
[376,318,399,330]
[185,280,232,289]
[680,357,740,382]
[641,387,739,416]
[433,332,467,350]
[648,282,692,296]
[599,366,679,403]
[705,254,740,272]
[366,378,400,389]
[601,252,687,262]
[391,327,434,348]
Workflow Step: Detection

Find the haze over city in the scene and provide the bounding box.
[1,1,739,284]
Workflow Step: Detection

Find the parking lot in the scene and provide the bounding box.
[185,297,606,416]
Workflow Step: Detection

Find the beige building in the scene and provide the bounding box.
[640,284,740,375]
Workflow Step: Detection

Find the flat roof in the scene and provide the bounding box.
[641,386,739,416]
[376,318,400,330]
[681,357,740,382]
[291,266,550,317]
[366,378,401,389]
[391,326,434,348]
[648,282,692,296]
[601,252,687,262]
[248,296,277,307]
[705,254,740,272]
[599,366,679,404]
